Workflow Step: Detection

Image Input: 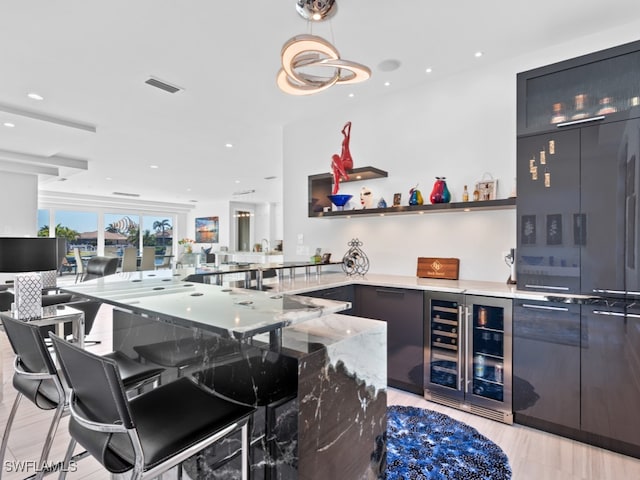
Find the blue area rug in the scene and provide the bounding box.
[386,405,512,480]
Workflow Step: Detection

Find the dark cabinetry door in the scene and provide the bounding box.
[355,286,423,394]
[581,304,640,456]
[302,285,354,315]
[581,119,640,295]
[513,300,581,431]
[517,129,581,293]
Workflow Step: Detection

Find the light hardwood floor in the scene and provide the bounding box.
[2,303,640,479]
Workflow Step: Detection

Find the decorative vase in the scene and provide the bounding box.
[430,177,451,204]
[185,245,192,254]
[409,186,423,205]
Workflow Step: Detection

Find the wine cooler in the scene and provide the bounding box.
[424,293,513,424]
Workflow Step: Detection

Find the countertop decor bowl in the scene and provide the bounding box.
[327,194,353,210]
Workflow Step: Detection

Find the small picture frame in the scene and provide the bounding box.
[546,214,563,245]
[521,215,537,245]
[321,253,332,264]
[393,193,402,206]
[474,179,497,201]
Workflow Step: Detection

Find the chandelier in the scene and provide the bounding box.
[276,1,371,96]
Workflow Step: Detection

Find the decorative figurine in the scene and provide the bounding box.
[409,185,423,205]
[342,238,370,276]
[377,197,387,208]
[331,121,354,194]
[360,186,374,208]
[430,177,451,204]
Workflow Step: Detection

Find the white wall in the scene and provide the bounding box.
[0,172,38,237]
[282,21,640,282]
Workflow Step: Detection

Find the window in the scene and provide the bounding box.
[104,213,139,254]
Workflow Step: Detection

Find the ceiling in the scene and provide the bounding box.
[1,1,639,207]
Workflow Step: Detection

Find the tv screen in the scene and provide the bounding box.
[0,237,59,272]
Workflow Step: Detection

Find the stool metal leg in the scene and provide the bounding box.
[34,401,66,480]
[241,422,249,480]
[0,393,23,480]
[58,439,76,480]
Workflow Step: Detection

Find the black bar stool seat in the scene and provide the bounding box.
[49,333,256,480]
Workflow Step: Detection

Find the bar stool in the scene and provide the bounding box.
[49,333,256,480]
[0,317,164,480]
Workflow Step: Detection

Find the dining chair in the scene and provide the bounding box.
[121,247,138,272]
[0,317,164,480]
[156,246,172,269]
[72,247,85,283]
[140,246,156,271]
[49,333,255,480]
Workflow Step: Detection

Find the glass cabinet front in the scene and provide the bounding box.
[518,40,640,135]
[471,304,505,402]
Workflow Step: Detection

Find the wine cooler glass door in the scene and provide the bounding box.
[426,295,465,401]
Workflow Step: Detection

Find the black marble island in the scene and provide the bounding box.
[62,270,387,479]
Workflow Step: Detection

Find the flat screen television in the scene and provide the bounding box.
[0,237,59,272]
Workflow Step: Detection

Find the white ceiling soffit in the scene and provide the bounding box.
[0,102,96,133]
[0,159,59,176]
[0,149,89,170]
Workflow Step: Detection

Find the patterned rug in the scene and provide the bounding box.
[386,405,512,480]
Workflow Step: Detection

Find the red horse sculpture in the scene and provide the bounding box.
[331,121,353,194]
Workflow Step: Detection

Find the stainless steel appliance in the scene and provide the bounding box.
[424,293,513,424]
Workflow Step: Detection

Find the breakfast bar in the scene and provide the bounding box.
[61,270,387,479]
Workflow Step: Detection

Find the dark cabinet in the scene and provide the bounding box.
[301,285,355,315]
[517,39,640,136]
[516,129,581,293]
[513,300,581,431]
[581,304,640,457]
[581,119,640,295]
[355,285,423,394]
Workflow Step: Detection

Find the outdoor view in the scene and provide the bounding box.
[38,209,174,272]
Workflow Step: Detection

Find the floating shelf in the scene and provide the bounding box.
[310,198,517,218]
[308,166,388,216]
[308,166,515,217]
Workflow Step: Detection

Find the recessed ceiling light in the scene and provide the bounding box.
[348,93,355,98]
[426,68,433,73]
[186,188,192,192]
[3,122,15,128]
[235,180,240,184]
[384,81,391,87]
[475,51,484,58]
[150,165,159,169]
[189,199,198,203]
[105,177,112,181]
[27,92,44,101]
[225,143,233,148]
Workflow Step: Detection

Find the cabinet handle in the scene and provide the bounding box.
[521,303,569,312]
[463,305,469,393]
[458,305,464,391]
[525,284,570,291]
[556,115,606,127]
[593,289,626,295]
[374,288,405,296]
[593,310,640,319]
[593,310,625,317]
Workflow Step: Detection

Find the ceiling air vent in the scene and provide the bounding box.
[144,76,183,94]
[233,189,256,196]
[113,191,141,198]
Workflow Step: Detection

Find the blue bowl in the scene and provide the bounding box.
[327,194,353,208]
